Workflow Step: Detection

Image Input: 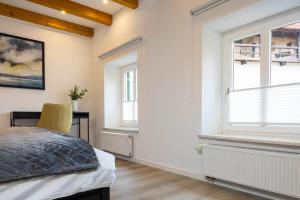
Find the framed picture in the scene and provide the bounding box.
[0,33,45,90]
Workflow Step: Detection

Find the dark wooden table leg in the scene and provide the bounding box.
[87,117,90,143]
[78,118,81,139]
[10,113,14,127]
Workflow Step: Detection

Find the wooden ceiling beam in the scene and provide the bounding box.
[112,0,139,9]
[0,2,94,37]
[26,0,112,26]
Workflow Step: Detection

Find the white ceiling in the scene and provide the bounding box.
[208,0,300,33]
[71,0,123,15]
[0,0,124,28]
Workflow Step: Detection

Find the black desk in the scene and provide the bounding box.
[10,111,90,142]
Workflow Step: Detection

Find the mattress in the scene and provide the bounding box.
[0,149,115,200]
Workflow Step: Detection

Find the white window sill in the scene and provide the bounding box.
[103,127,139,134]
[198,132,300,148]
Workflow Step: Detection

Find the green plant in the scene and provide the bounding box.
[68,85,88,100]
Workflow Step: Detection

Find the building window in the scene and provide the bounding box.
[233,34,261,90]
[121,64,138,127]
[225,21,300,133]
[271,23,300,85]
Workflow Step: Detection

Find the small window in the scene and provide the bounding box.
[103,51,138,130]
[271,22,300,85]
[233,34,261,90]
[121,64,138,127]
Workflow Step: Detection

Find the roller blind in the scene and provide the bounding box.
[229,83,300,125]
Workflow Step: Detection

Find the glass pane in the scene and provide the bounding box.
[266,84,300,124]
[233,34,261,90]
[123,70,134,101]
[122,102,134,121]
[135,69,138,100]
[122,67,138,123]
[229,89,262,123]
[123,72,128,101]
[128,71,134,101]
[271,22,300,85]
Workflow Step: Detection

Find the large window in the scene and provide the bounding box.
[121,64,138,127]
[226,21,300,133]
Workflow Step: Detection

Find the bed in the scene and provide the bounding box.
[0,128,116,200]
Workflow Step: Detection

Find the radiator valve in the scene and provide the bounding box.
[195,144,205,153]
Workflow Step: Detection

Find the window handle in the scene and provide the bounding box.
[224,88,230,102]
[225,88,230,95]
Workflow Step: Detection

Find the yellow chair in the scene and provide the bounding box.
[37,103,72,134]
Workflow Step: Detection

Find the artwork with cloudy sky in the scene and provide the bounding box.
[0,34,44,89]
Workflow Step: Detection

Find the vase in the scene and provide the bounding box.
[72,100,78,112]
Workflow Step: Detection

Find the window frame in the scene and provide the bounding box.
[120,63,138,128]
[222,13,300,135]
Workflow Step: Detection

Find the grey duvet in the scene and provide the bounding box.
[0,127,99,183]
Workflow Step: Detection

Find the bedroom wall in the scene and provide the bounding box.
[91,0,204,178]
[91,0,264,179]
[0,17,93,131]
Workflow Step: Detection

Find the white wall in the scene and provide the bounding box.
[91,0,256,179]
[92,0,207,178]
[91,0,284,179]
[104,62,122,128]
[201,27,222,134]
[0,17,93,131]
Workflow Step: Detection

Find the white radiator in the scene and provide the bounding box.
[100,132,133,157]
[203,145,300,198]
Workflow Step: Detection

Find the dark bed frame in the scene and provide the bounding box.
[55,187,110,200]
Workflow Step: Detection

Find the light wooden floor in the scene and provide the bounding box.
[111,159,266,200]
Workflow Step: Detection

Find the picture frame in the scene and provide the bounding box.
[0,32,45,90]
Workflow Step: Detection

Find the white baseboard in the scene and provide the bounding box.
[117,155,205,180]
